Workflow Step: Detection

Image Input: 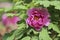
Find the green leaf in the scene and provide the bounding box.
[4,8,12,12]
[14,5,28,10]
[15,1,23,6]
[14,22,28,40]
[19,13,27,19]
[21,36,30,40]
[39,1,50,7]
[31,36,38,40]
[54,38,59,40]
[0,8,4,12]
[27,29,33,35]
[6,34,15,40]
[35,1,60,10]
[15,33,23,40]
[5,13,19,17]
[33,29,39,35]
[3,33,10,40]
[50,1,60,10]
[18,22,27,29]
[48,23,60,33]
[13,0,20,3]
[57,34,60,37]
[6,21,27,40]
[5,13,15,16]
[39,28,52,40]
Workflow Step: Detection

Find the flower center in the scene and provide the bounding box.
[34,16,39,20]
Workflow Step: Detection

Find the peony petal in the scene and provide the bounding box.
[26,8,50,31]
[2,14,20,33]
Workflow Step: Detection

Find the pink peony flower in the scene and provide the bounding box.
[26,8,50,31]
[2,14,20,32]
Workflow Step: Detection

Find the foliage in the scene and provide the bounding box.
[0,0,60,40]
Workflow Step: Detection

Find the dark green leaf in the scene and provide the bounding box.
[39,28,52,40]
